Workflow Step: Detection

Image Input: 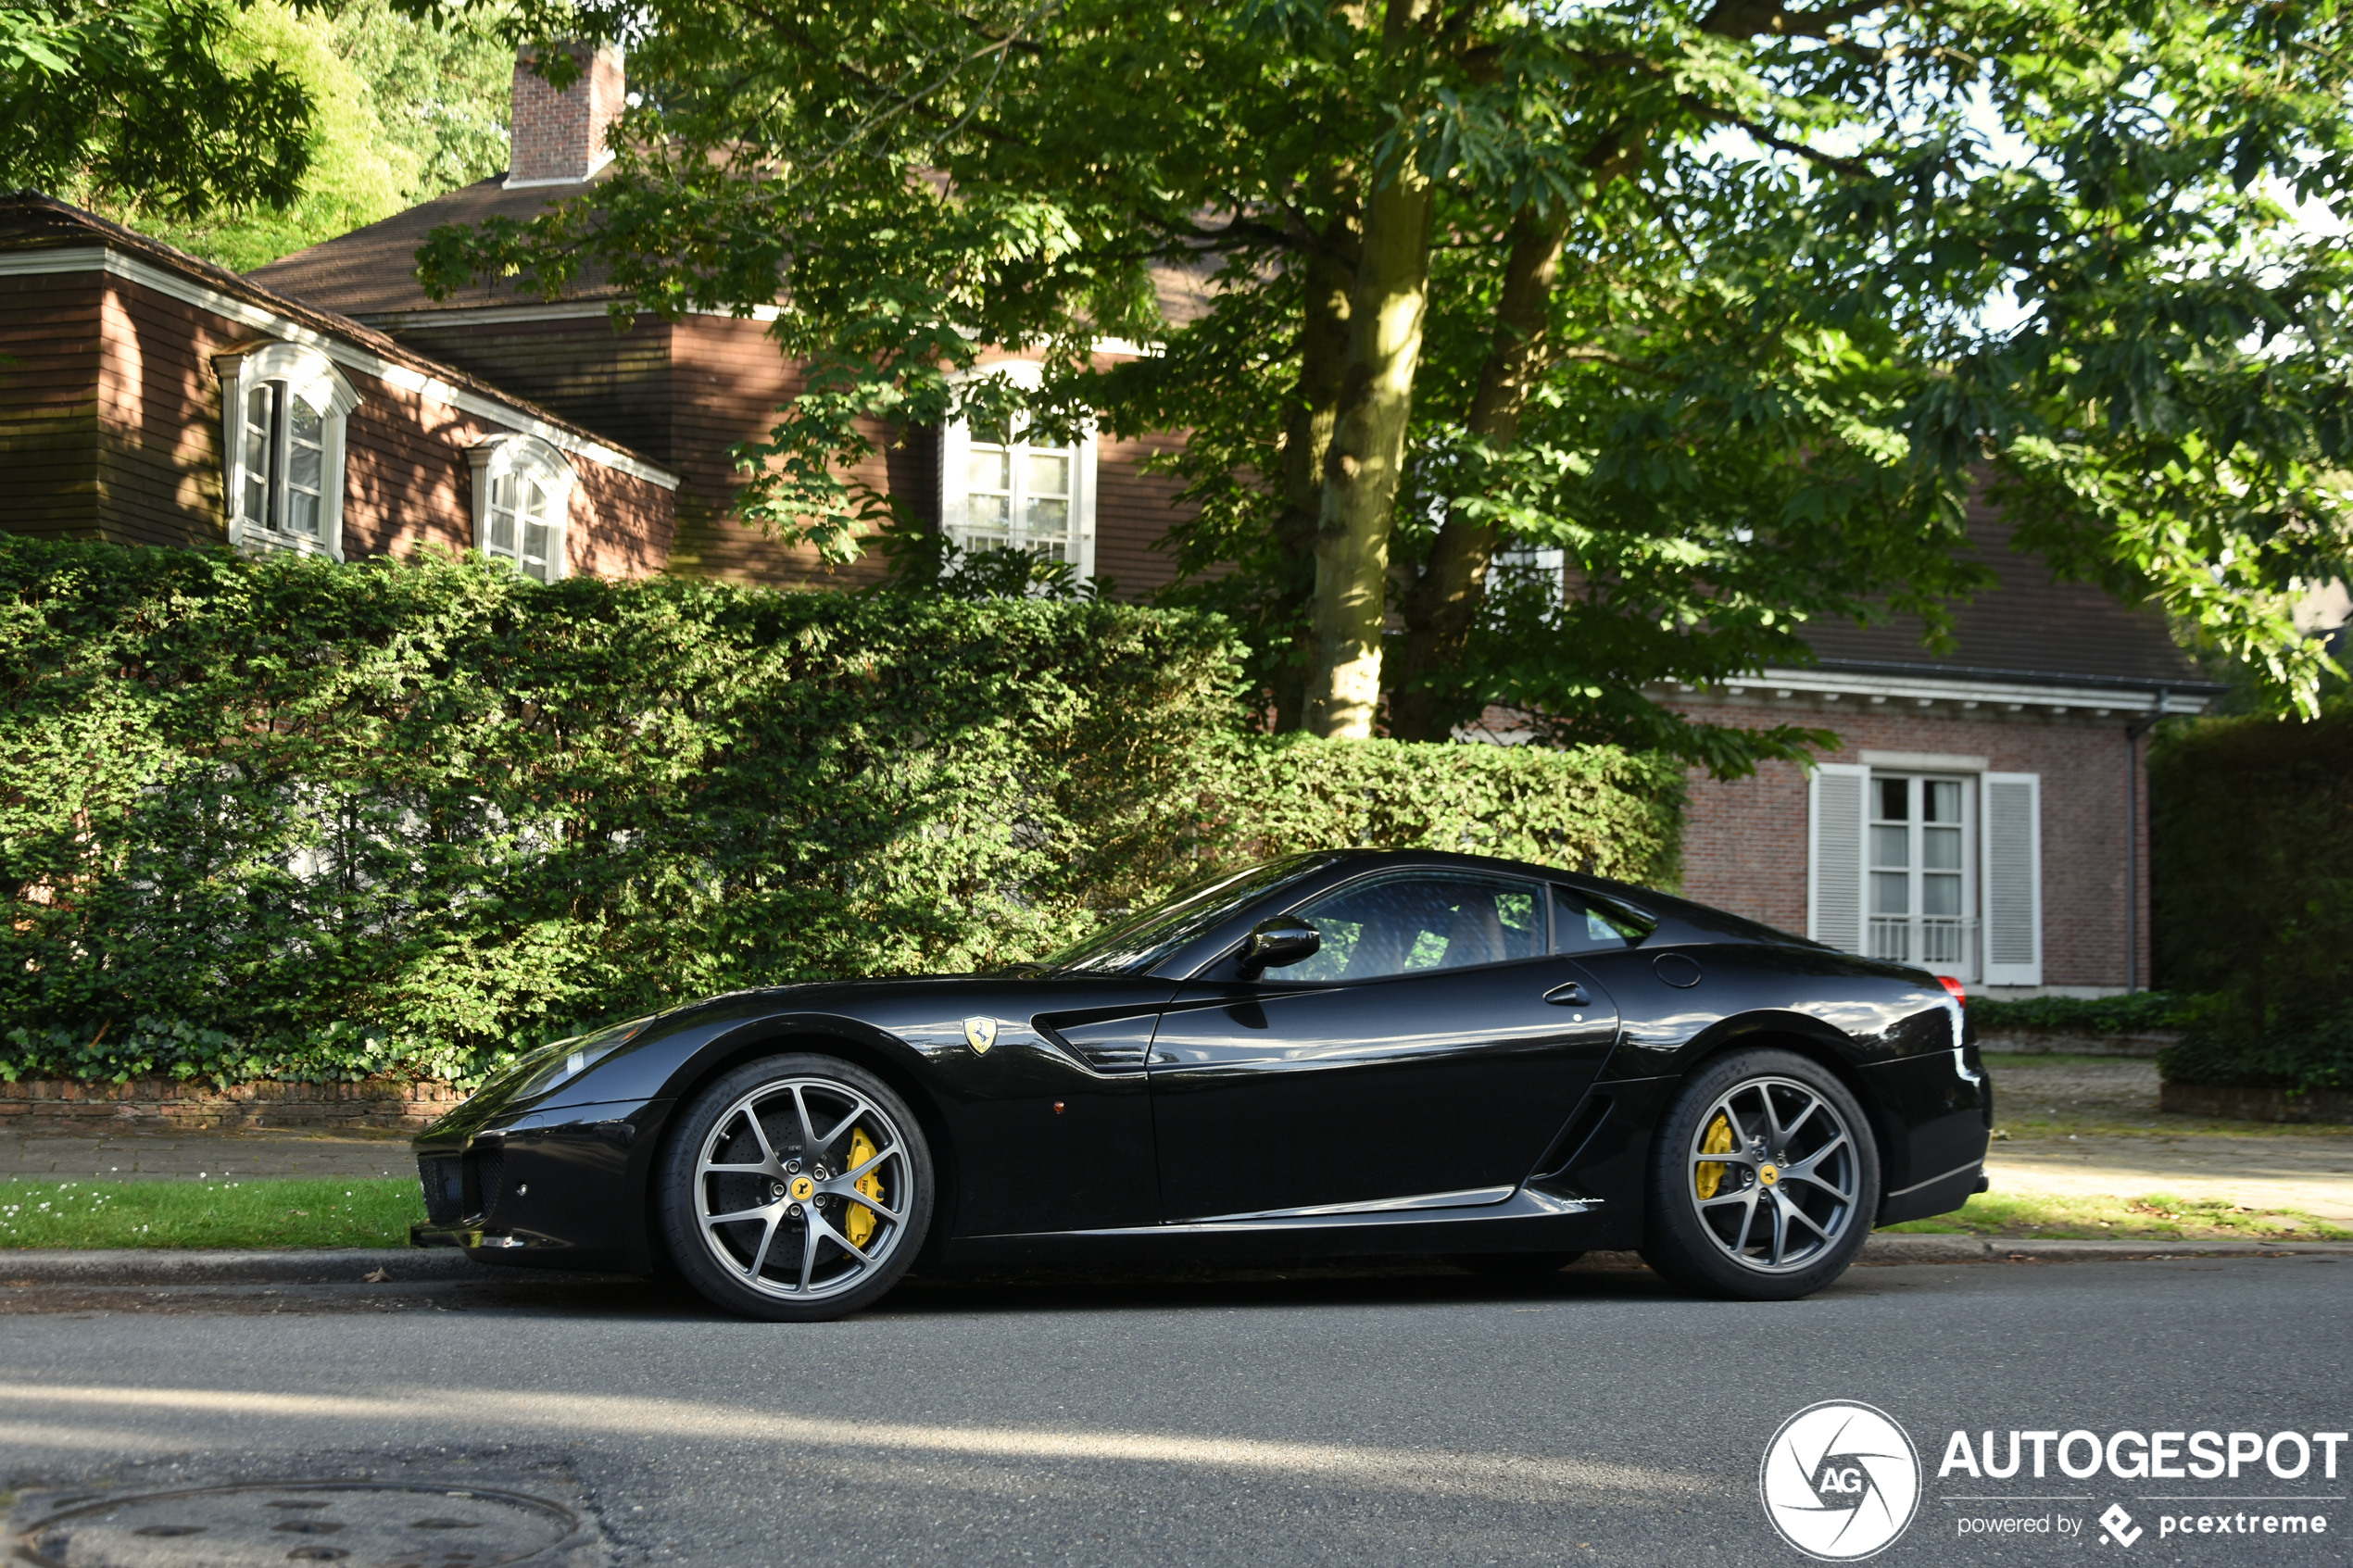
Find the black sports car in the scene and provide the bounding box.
[411,848,1993,1320]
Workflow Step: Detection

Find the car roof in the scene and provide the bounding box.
[1143,847,1818,979]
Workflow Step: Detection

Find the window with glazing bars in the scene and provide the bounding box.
[1868,773,1974,976]
[962,420,1076,562]
[483,469,560,582]
[235,380,327,539]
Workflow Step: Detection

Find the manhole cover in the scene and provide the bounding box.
[18,1481,579,1567]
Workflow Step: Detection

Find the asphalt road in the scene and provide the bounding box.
[2,1255,2347,1567]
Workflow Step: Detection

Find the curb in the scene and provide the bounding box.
[0,1248,512,1285]
[1856,1234,2353,1262]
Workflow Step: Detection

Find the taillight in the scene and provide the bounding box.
[1937,975,1967,1007]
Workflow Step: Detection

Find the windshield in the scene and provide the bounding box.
[1038,854,1345,975]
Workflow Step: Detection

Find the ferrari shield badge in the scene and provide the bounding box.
[963,1016,999,1055]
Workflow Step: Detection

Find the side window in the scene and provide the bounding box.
[1552,885,1654,953]
[1283,874,1544,982]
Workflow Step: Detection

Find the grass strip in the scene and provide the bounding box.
[0,1177,424,1249]
[1882,1190,2353,1242]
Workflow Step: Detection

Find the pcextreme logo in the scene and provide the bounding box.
[1760,1401,1923,1561]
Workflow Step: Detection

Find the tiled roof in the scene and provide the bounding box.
[0,189,672,479]
[249,169,1220,331]
[1796,496,2217,692]
[248,172,623,317]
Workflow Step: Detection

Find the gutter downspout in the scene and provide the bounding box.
[2123,689,2171,993]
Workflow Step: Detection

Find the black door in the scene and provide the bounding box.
[1147,871,1621,1222]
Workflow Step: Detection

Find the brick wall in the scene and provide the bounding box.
[0,1078,465,1133]
[0,272,106,541]
[509,43,624,184]
[1666,693,2148,991]
[0,262,675,577]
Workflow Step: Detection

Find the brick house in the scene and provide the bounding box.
[1655,501,2223,998]
[246,44,1202,594]
[2,46,2229,997]
[0,194,678,579]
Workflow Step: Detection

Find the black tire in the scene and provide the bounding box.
[1446,1251,1586,1279]
[659,1053,935,1322]
[1639,1047,1880,1301]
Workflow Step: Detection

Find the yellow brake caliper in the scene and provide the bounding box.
[1695,1113,1734,1200]
[846,1126,884,1248]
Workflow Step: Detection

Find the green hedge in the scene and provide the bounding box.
[0,539,1681,1086]
[2150,706,2353,1091]
[1969,993,2186,1036]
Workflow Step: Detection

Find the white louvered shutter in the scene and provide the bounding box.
[1981,771,2043,986]
[937,417,972,546]
[1807,763,1870,952]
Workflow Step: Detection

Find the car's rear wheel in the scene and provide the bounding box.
[659,1054,933,1322]
[1640,1048,1879,1301]
[1446,1251,1586,1279]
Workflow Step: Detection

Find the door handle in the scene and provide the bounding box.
[1543,982,1589,1007]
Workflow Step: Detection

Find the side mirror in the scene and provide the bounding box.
[1238,917,1319,979]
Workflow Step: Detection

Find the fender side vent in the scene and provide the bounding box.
[1531,1096,1614,1182]
[1038,1015,1159,1073]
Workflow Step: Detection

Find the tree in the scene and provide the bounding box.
[107,0,517,270]
[418,0,2353,767]
[1,0,315,218]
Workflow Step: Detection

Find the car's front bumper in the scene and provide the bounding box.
[409,1096,675,1273]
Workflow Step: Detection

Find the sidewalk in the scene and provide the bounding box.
[1985,1056,2353,1222]
[1,1127,410,1185]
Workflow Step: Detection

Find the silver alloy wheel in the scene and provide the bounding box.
[1682,1074,1861,1273]
[692,1076,913,1301]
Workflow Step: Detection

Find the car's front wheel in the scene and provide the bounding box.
[659,1054,934,1322]
[1640,1048,1879,1301]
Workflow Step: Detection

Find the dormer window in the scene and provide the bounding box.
[215,341,359,558]
[467,434,576,582]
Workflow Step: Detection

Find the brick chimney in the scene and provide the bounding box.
[505,42,623,188]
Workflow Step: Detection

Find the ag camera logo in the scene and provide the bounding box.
[1762,1400,1922,1560]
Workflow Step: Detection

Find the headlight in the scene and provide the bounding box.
[503,1015,657,1100]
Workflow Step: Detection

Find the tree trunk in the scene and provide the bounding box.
[1387,211,1568,741]
[1303,162,1434,738]
[1269,220,1357,733]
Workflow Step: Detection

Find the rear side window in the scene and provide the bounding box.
[1282,873,1545,982]
[1553,885,1655,953]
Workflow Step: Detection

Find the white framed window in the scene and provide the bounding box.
[1867,773,1975,975]
[466,435,576,583]
[937,362,1098,579]
[1809,762,2041,985]
[214,341,359,559]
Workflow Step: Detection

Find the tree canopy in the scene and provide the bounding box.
[132,0,518,270]
[2,0,315,217]
[419,0,2353,769]
[5,0,514,267]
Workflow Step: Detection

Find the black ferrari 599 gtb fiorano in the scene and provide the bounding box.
[411,849,1993,1319]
